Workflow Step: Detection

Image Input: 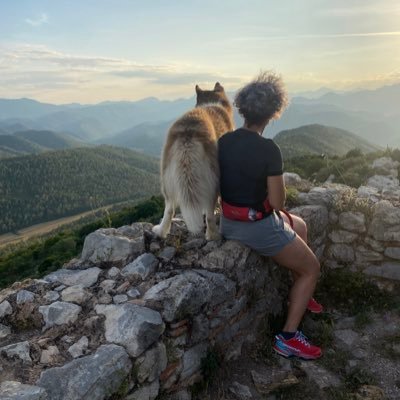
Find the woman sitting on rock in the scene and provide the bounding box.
[218,71,323,360]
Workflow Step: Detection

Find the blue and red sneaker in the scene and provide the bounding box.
[273,331,322,360]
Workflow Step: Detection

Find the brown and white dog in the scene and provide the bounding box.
[152,82,234,240]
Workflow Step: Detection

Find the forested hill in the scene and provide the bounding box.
[0,145,160,234]
[275,124,380,159]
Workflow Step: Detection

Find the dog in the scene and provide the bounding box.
[152,82,234,240]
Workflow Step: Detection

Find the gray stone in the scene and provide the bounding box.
[135,342,167,383]
[364,237,385,253]
[67,336,89,358]
[36,344,132,400]
[182,238,206,251]
[299,362,341,389]
[127,288,141,299]
[54,285,66,291]
[229,381,253,399]
[121,253,158,280]
[16,290,35,304]
[0,322,11,339]
[339,212,366,233]
[143,270,235,322]
[283,172,302,187]
[369,201,400,241]
[297,186,338,207]
[367,175,399,190]
[43,291,60,302]
[0,381,48,400]
[108,267,120,278]
[355,246,384,264]
[251,369,299,395]
[61,285,91,304]
[159,246,176,261]
[97,293,113,304]
[95,303,164,357]
[329,211,339,223]
[364,263,400,281]
[180,342,208,380]
[328,244,355,263]
[290,205,329,238]
[372,157,399,173]
[329,230,358,244]
[81,225,145,263]
[40,345,60,364]
[0,341,32,363]
[99,279,116,292]
[384,247,400,260]
[334,329,359,349]
[190,314,209,344]
[357,186,380,202]
[0,300,12,318]
[166,389,192,400]
[113,294,128,304]
[38,301,82,331]
[126,380,159,400]
[43,267,101,288]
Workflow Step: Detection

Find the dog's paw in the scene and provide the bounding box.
[206,230,221,241]
[152,224,167,239]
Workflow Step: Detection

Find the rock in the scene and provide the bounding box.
[99,279,116,293]
[135,342,167,383]
[364,263,400,281]
[126,380,159,400]
[0,300,13,318]
[143,270,235,322]
[355,246,384,264]
[113,294,128,304]
[166,389,192,400]
[180,342,209,381]
[68,336,89,358]
[357,186,380,202]
[0,340,32,363]
[43,291,60,302]
[38,301,82,331]
[61,285,91,304]
[364,237,385,253]
[229,381,253,399]
[338,212,366,233]
[290,205,329,238]
[54,285,66,291]
[367,175,399,190]
[299,362,341,389]
[0,381,48,399]
[251,369,299,395]
[43,267,101,288]
[329,230,358,244]
[108,267,120,278]
[98,293,113,304]
[372,157,399,174]
[36,344,132,400]
[190,314,209,344]
[159,246,176,262]
[384,247,400,260]
[334,329,359,349]
[297,187,338,207]
[354,385,385,400]
[0,323,11,339]
[121,253,159,280]
[369,201,400,241]
[127,288,141,299]
[80,225,145,263]
[95,303,164,357]
[283,172,302,186]
[182,238,206,251]
[40,345,60,364]
[16,289,35,304]
[328,244,355,263]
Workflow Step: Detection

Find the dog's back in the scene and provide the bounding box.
[159,83,234,235]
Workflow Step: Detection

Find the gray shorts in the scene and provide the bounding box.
[219,211,297,257]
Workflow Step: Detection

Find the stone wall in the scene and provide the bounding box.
[1,156,399,399]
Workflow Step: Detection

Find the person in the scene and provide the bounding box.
[217,71,323,360]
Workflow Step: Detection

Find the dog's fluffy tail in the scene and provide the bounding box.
[162,139,218,234]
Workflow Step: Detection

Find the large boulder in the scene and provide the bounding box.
[0,381,48,400]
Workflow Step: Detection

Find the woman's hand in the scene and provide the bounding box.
[267,175,286,210]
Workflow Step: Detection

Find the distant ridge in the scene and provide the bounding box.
[274,124,380,159]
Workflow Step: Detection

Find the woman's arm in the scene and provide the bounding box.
[267,175,286,210]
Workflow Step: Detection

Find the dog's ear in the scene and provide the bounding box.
[214,82,224,92]
[195,84,202,94]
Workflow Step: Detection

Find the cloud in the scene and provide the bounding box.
[25,13,49,27]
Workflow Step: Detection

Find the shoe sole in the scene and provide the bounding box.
[308,308,323,314]
[273,345,322,361]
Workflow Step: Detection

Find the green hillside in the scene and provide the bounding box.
[0,134,45,156]
[0,145,160,233]
[275,124,380,159]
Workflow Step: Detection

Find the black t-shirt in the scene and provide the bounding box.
[218,128,283,210]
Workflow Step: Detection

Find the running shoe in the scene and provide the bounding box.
[307,297,323,314]
[273,331,322,360]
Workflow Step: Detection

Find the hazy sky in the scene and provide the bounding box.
[0,0,399,103]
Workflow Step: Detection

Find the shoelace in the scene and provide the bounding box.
[295,331,311,347]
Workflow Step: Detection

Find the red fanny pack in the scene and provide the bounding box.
[221,199,294,228]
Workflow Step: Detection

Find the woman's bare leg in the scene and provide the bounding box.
[272,235,320,332]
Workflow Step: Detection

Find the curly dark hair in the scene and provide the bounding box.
[234,71,288,125]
